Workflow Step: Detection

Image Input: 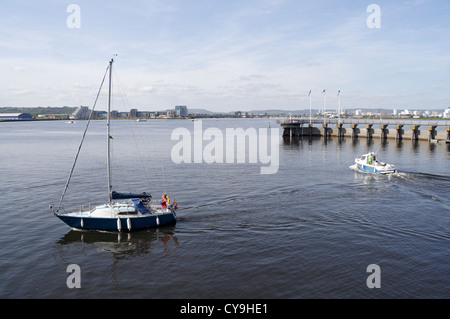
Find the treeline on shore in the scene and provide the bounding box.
[0,106,77,117]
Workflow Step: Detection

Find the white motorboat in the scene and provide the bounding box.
[351,152,397,175]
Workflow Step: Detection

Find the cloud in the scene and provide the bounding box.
[13,66,26,72]
[9,87,34,95]
[231,74,267,82]
[1,0,449,110]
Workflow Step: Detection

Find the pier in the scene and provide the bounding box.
[277,118,450,142]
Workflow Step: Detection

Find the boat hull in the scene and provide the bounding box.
[55,212,176,232]
[356,163,396,175]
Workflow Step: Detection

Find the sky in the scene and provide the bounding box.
[1,0,450,112]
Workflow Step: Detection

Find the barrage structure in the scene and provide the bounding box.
[277,118,450,142]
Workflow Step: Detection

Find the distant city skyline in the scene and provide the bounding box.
[1,1,450,112]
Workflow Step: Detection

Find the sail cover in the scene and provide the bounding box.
[111,191,152,200]
[131,198,151,214]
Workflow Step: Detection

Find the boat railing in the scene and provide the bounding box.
[78,203,99,215]
[61,201,165,216]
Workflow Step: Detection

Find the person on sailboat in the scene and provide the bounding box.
[161,193,170,209]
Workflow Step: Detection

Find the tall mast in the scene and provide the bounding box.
[107,58,113,202]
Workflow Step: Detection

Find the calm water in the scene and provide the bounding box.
[0,118,449,299]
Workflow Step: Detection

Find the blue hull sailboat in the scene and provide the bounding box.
[55,196,177,232]
[52,59,177,232]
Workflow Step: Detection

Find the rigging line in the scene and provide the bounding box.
[161,166,167,194]
[112,68,153,188]
[112,70,144,186]
[57,64,110,212]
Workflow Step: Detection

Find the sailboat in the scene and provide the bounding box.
[52,58,177,232]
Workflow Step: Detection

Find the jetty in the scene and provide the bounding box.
[277,118,450,142]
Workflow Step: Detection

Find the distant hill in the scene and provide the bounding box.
[0,106,77,116]
[187,108,220,115]
[188,107,446,115]
[1,106,445,117]
[188,108,353,115]
[188,108,312,115]
[247,109,311,115]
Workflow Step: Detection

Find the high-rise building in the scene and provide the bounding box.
[175,105,188,117]
[129,108,138,118]
[70,106,90,119]
[166,109,176,118]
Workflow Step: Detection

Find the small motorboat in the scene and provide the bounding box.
[351,152,397,175]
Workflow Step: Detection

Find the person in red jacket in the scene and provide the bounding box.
[161,193,169,209]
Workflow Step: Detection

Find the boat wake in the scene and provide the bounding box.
[391,171,450,185]
[351,164,450,185]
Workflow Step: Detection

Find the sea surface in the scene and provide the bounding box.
[0,118,449,299]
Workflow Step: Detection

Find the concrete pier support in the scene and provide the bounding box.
[283,126,301,137]
[322,123,330,139]
[365,124,373,139]
[336,123,343,138]
[277,119,450,141]
[411,125,420,140]
[283,127,294,137]
[395,125,403,140]
[428,126,437,141]
[380,124,388,140]
[350,124,358,138]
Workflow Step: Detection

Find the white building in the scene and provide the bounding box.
[399,109,412,116]
[444,107,450,118]
[70,106,90,119]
